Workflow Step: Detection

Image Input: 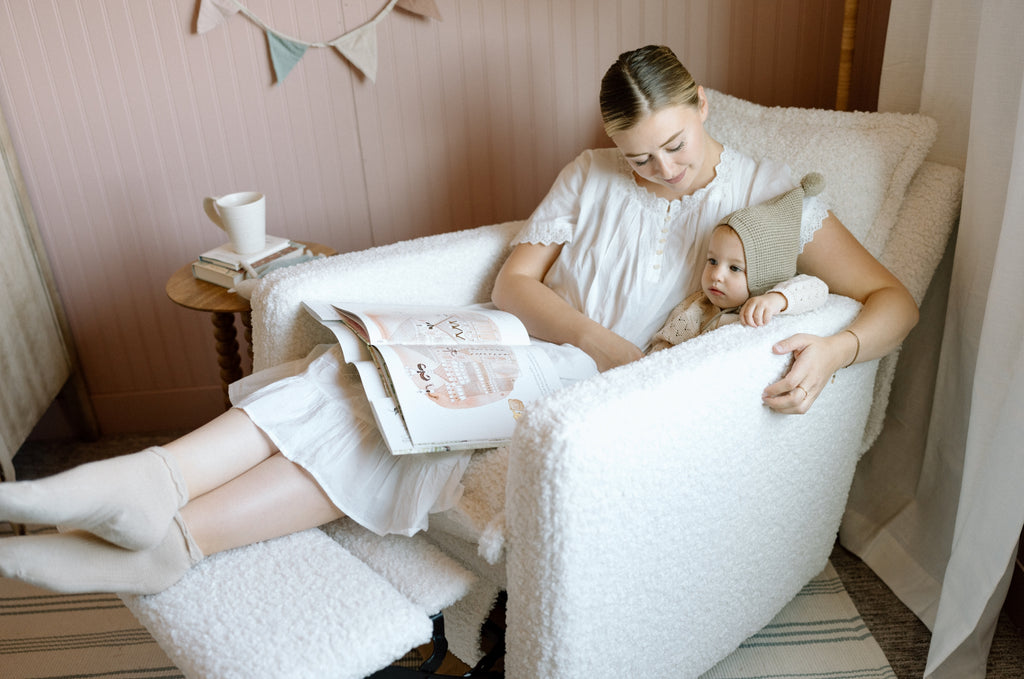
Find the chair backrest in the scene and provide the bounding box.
[704,89,939,259]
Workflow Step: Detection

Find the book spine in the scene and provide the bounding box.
[249,243,298,268]
[198,236,291,270]
[197,254,242,270]
[192,261,244,288]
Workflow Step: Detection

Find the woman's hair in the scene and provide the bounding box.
[599,45,700,136]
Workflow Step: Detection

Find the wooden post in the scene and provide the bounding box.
[836,0,859,111]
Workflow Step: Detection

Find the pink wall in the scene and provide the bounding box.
[0,0,843,434]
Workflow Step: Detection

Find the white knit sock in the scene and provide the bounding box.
[0,446,188,550]
[0,514,203,595]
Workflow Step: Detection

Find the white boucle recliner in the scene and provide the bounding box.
[122,92,964,679]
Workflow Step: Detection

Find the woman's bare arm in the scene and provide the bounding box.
[491,243,643,372]
[762,212,919,413]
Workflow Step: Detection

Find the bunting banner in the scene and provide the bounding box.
[195,0,442,83]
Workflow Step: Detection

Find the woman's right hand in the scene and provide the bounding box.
[493,243,643,372]
[577,325,643,372]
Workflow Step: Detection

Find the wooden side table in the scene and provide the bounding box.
[166,241,336,408]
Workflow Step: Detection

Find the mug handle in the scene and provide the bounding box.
[203,197,225,231]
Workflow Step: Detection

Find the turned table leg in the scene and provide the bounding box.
[212,311,242,409]
[242,310,254,364]
[166,244,336,413]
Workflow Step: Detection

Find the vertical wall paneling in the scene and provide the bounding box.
[0,0,881,434]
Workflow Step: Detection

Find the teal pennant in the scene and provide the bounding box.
[266,30,308,83]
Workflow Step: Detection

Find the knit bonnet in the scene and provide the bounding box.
[719,172,825,296]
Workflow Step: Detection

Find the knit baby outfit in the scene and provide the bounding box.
[649,274,828,351]
[649,173,828,352]
[725,172,825,295]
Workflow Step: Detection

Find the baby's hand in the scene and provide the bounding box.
[739,291,787,327]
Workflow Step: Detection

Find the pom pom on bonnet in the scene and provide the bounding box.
[719,172,825,296]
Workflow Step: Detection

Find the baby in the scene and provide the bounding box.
[649,173,828,352]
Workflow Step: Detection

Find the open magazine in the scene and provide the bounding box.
[301,301,562,455]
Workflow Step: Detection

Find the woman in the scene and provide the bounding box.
[0,46,917,595]
[496,45,915,405]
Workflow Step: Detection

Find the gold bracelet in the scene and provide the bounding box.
[843,329,861,368]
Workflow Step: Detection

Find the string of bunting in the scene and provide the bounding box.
[196,0,442,83]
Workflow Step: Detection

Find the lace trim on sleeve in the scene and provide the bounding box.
[510,220,573,246]
[799,195,829,251]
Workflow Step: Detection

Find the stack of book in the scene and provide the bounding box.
[191,236,313,289]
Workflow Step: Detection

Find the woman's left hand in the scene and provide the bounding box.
[761,332,849,414]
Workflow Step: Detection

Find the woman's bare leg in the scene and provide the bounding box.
[181,453,343,556]
[0,424,344,595]
[0,407,276,550]
[163,407,279,498]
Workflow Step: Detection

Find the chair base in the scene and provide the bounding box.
[372,593,507,679]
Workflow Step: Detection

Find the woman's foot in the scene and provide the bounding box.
[0,514,203,595]
[0,446,188,550]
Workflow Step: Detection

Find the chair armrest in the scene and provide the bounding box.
[504,295,878,678]
[861,160,963,449]
[248,222,523,371]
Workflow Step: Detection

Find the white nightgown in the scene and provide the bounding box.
[230,146,828,537]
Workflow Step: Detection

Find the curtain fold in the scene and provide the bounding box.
[840,1,1024,677]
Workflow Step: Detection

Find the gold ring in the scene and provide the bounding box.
[795,385,808,401]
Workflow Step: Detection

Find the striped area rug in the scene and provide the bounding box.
[702,561,896,679]
[0,585,182,678]
[0,524,183,679]
[0,524,892,679]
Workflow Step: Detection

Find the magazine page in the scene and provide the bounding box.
[365,394,504,455]
[329,302,531,347]
[301,302,388,403]
[301,301,373,364]
[375,342,560,449]
[302,299,562,454]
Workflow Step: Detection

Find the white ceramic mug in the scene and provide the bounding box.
[203,191,266,254]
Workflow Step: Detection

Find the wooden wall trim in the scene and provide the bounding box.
[836,0,891,112]
[847,0,892,111]
[836,0,858,110]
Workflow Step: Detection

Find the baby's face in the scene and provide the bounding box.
[701,226,749,309]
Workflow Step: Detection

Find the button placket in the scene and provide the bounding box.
[651,206,672,274]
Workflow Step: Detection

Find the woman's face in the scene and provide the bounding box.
[610,90,712,198]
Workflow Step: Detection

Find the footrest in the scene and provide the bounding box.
[322,518,476,614]
[121,528,434,679]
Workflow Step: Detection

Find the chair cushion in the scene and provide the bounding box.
[430,446,509,563]
[321,517,477,613]
[121,528,434,679]
[704,89,938,257]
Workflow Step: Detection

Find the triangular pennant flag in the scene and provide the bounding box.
[330,23,379,82]
[196,0,240,34]
[397,0,442,21]
[266,30,308,83]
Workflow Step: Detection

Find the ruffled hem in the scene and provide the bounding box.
[234,345,472,537]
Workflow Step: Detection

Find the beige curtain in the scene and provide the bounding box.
[839,1,1024,676]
